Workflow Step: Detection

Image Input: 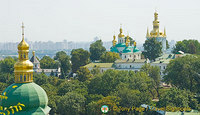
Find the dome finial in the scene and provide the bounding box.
[146,27,150,38]
[21,22,25,40]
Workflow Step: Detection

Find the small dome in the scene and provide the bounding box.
[18,39,29,50]
[123,47,132,53]
[0,83,50,115]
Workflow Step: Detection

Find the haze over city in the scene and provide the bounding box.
[0,0,200,43]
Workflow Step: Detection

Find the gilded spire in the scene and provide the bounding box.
[146,27,150,38]
[112,34,117,47]
[22,22,25,40]
[14,23,33,83]
[126,34,130,47]
[118,24,125,38]
[164,27,166,37]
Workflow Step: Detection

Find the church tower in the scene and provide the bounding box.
[0,23,50,115]
[146,11,167,53]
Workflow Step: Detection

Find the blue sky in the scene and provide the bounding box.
[0,0,200,44]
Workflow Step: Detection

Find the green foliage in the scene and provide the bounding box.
[77,67,92,82]
[143,38,162,61]
[163,55,200,93]
[0,82,8,94]
[91,66,101,76]
[0,57,17,74]
[141,64,161,98]
[89,40,106,61]
[173,39,200,54]
[40,56,59,69]
[158,88,198,110]
[100,51,120,63]
[33,73,48,85]
[58,80,88,96]
[57,92,86,115]
[71,48,90,73]
[166,40,170,49]
[54,51,71,78]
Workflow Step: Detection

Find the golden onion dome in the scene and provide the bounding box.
[18,38,29,50]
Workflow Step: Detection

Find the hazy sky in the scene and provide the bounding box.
[0,0,200,44]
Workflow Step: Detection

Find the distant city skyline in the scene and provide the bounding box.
[0,0,200,44]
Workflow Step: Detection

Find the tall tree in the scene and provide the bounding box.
[89,40,106,61]
[0,57,16,74]
[40,56,59,69]
[100,51,120,63]
[158,88,198,110]
[54,51,71,78]
[172,39,200,54]
[71,48,90,73]
[143,38,162,61]
[57,92,86,115]
[141,64,161,98]
[76,67,92,82]
[163,55,200,93]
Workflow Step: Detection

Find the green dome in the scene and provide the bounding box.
[0,83,50,115]
[123,47,132,53]
[115,43,126,47]
[110,46,119,53]
[133,47,140,53]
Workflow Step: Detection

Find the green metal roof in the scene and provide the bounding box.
[115,43,126,47]
[110,46,119,53]
[122,47,132,53]
[84,63,114,68]
[0,82,50,115]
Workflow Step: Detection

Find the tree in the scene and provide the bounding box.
[40,56,59,69]
[0,57,16,74]
[143,38,162,61]
[100,51,120,63]
[163,55,200,93]
[172,39,200,54]
[54,51,71,78]
[71,48,90,73]
[89,40,106,61]
[57,92,86,115]
[166,40,170,49]
[158,88,198,110]
[76,67,92,82]
[141,64,161,98]
[58,80,88,96]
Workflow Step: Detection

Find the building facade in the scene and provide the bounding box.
[110,27,141,60]
[30,51,61,77]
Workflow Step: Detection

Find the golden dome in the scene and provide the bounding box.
[18,38,29,50]
[14,23,34,83]
[118,27,125,38]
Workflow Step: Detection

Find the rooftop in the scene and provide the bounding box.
[84,63,114,68]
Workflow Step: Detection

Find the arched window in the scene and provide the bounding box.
[130,65,132,68]
[125,55,126,58]
[24,75,26,81]
[20,74,23,82]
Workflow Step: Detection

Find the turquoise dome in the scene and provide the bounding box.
[133,47,140,53]
[110,46,119,53]
[0,83,50,115]
[123,47,132,53]
[115,43,126,47]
